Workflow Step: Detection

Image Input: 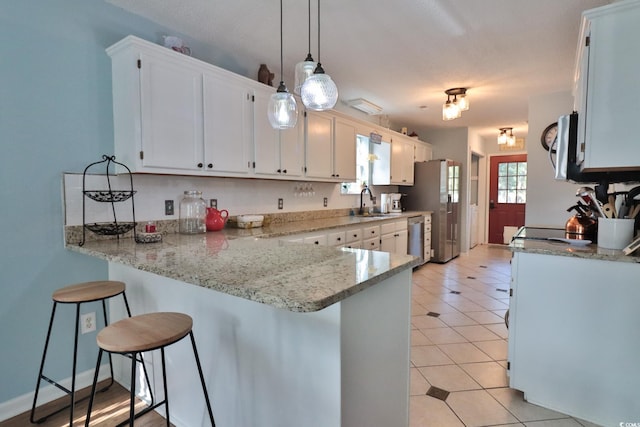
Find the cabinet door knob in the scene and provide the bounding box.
[314,241,319,245]
[277,169,282,173]
[282,169,287,174]
[197,163,203,168]
[207,163,213,169]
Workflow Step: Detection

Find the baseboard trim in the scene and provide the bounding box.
[0,364,110,422]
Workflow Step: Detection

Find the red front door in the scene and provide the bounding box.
[488,154,527,244]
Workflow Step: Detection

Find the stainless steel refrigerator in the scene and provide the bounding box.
[401,159,461,263]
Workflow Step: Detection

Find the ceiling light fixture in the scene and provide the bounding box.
[347,98,382,115]
[442,87,469,121]
[294,0,317,95]
[300,0,338,111]
[268,0,298,129]
[498,127,516,146]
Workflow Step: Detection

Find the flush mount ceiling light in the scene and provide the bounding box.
[294,0,317,95]
[268,0,298,129]
[442,87,469,121]
[347,98,383,115]
[300,0,338,111]
[498,127,516,146]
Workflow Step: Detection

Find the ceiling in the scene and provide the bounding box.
[106,0,611,140]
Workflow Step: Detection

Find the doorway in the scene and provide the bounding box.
[488,154,527,244]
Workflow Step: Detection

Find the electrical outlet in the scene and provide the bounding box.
[323,197,328,207]
[81,312,96,334]
[278,198,283,210]
[165,200,174,216]
[210,199,217,209]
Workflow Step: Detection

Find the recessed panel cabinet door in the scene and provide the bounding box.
[333,117,357,181]
[305,111,333,179]
[203,72,253,174]
[280,124,304,177]
[253,86,281,176]
[139,54,204,170]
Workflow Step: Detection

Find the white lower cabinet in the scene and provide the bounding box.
[424,214,432,262]
[362,237,380,251]
[380,220,409,255]
[303,234,328,246]
[327,230,347,247]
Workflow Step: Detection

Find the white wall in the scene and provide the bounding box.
[526,91,578,227]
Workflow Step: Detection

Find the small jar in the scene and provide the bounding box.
[179,190,207,234]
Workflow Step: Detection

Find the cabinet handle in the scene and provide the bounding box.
[207,163,213,169]
[197,163,203,168]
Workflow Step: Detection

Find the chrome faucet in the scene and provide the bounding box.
[359,186,374,215]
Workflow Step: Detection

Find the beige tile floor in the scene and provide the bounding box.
[409,244,603,427]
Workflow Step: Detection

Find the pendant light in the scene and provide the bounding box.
[300,0,338,111]
[268,0,298,129]
[294,0,317,95]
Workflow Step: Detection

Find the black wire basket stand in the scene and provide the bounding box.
[79,155,137,246]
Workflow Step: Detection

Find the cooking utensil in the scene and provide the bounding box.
[602,203,616,218]
[576,187,606,218]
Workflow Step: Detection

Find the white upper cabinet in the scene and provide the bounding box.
[108,36,255,177]
[333,115,357,181]
[574,1,640,170]
[304,110,334,179]
[390,135,415,185]
[202,71,253,175]
[414,140,432,163]
[252,86,304,178]
[304,111,356,181]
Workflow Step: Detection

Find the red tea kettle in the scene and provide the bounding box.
[206,208,229,231]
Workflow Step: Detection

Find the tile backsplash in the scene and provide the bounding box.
[63,173,391,227]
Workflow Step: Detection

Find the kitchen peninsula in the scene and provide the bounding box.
[508,229,640,427]
[68,215,421,427]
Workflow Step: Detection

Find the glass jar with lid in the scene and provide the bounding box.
[179,190,207,234]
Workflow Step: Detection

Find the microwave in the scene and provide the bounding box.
[554,112,640,184]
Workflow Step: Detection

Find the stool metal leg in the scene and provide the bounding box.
[69,303,81,426]
[30,302,58,423]
[190,331,216,426]
[84,348,103,426]
[129,351,137,427]
[161,347,170,427]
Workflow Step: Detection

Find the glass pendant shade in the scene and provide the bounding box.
[294,54,317,95]
[300,69,338,111]
[442,99,461,121]
[268,84,298,129]
[497,131,508,145]
[456,94,469,111]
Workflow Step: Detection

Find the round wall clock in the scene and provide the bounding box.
[540,122,558,153]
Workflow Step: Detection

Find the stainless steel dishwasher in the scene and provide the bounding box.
[407,215,425,265]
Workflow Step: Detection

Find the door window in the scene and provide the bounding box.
[497,162,527,203]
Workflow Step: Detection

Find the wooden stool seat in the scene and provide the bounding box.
[53,280,126,303]
[98,312,193,353]
[86,312,215,426]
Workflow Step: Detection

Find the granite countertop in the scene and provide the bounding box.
[509,227,640,264]
[222,211,429,239]
[68,213,426,312]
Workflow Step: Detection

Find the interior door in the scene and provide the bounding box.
[488,154,527,244]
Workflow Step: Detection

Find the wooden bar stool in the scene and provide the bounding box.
[30,280,153,426]
[85,312,216,426]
